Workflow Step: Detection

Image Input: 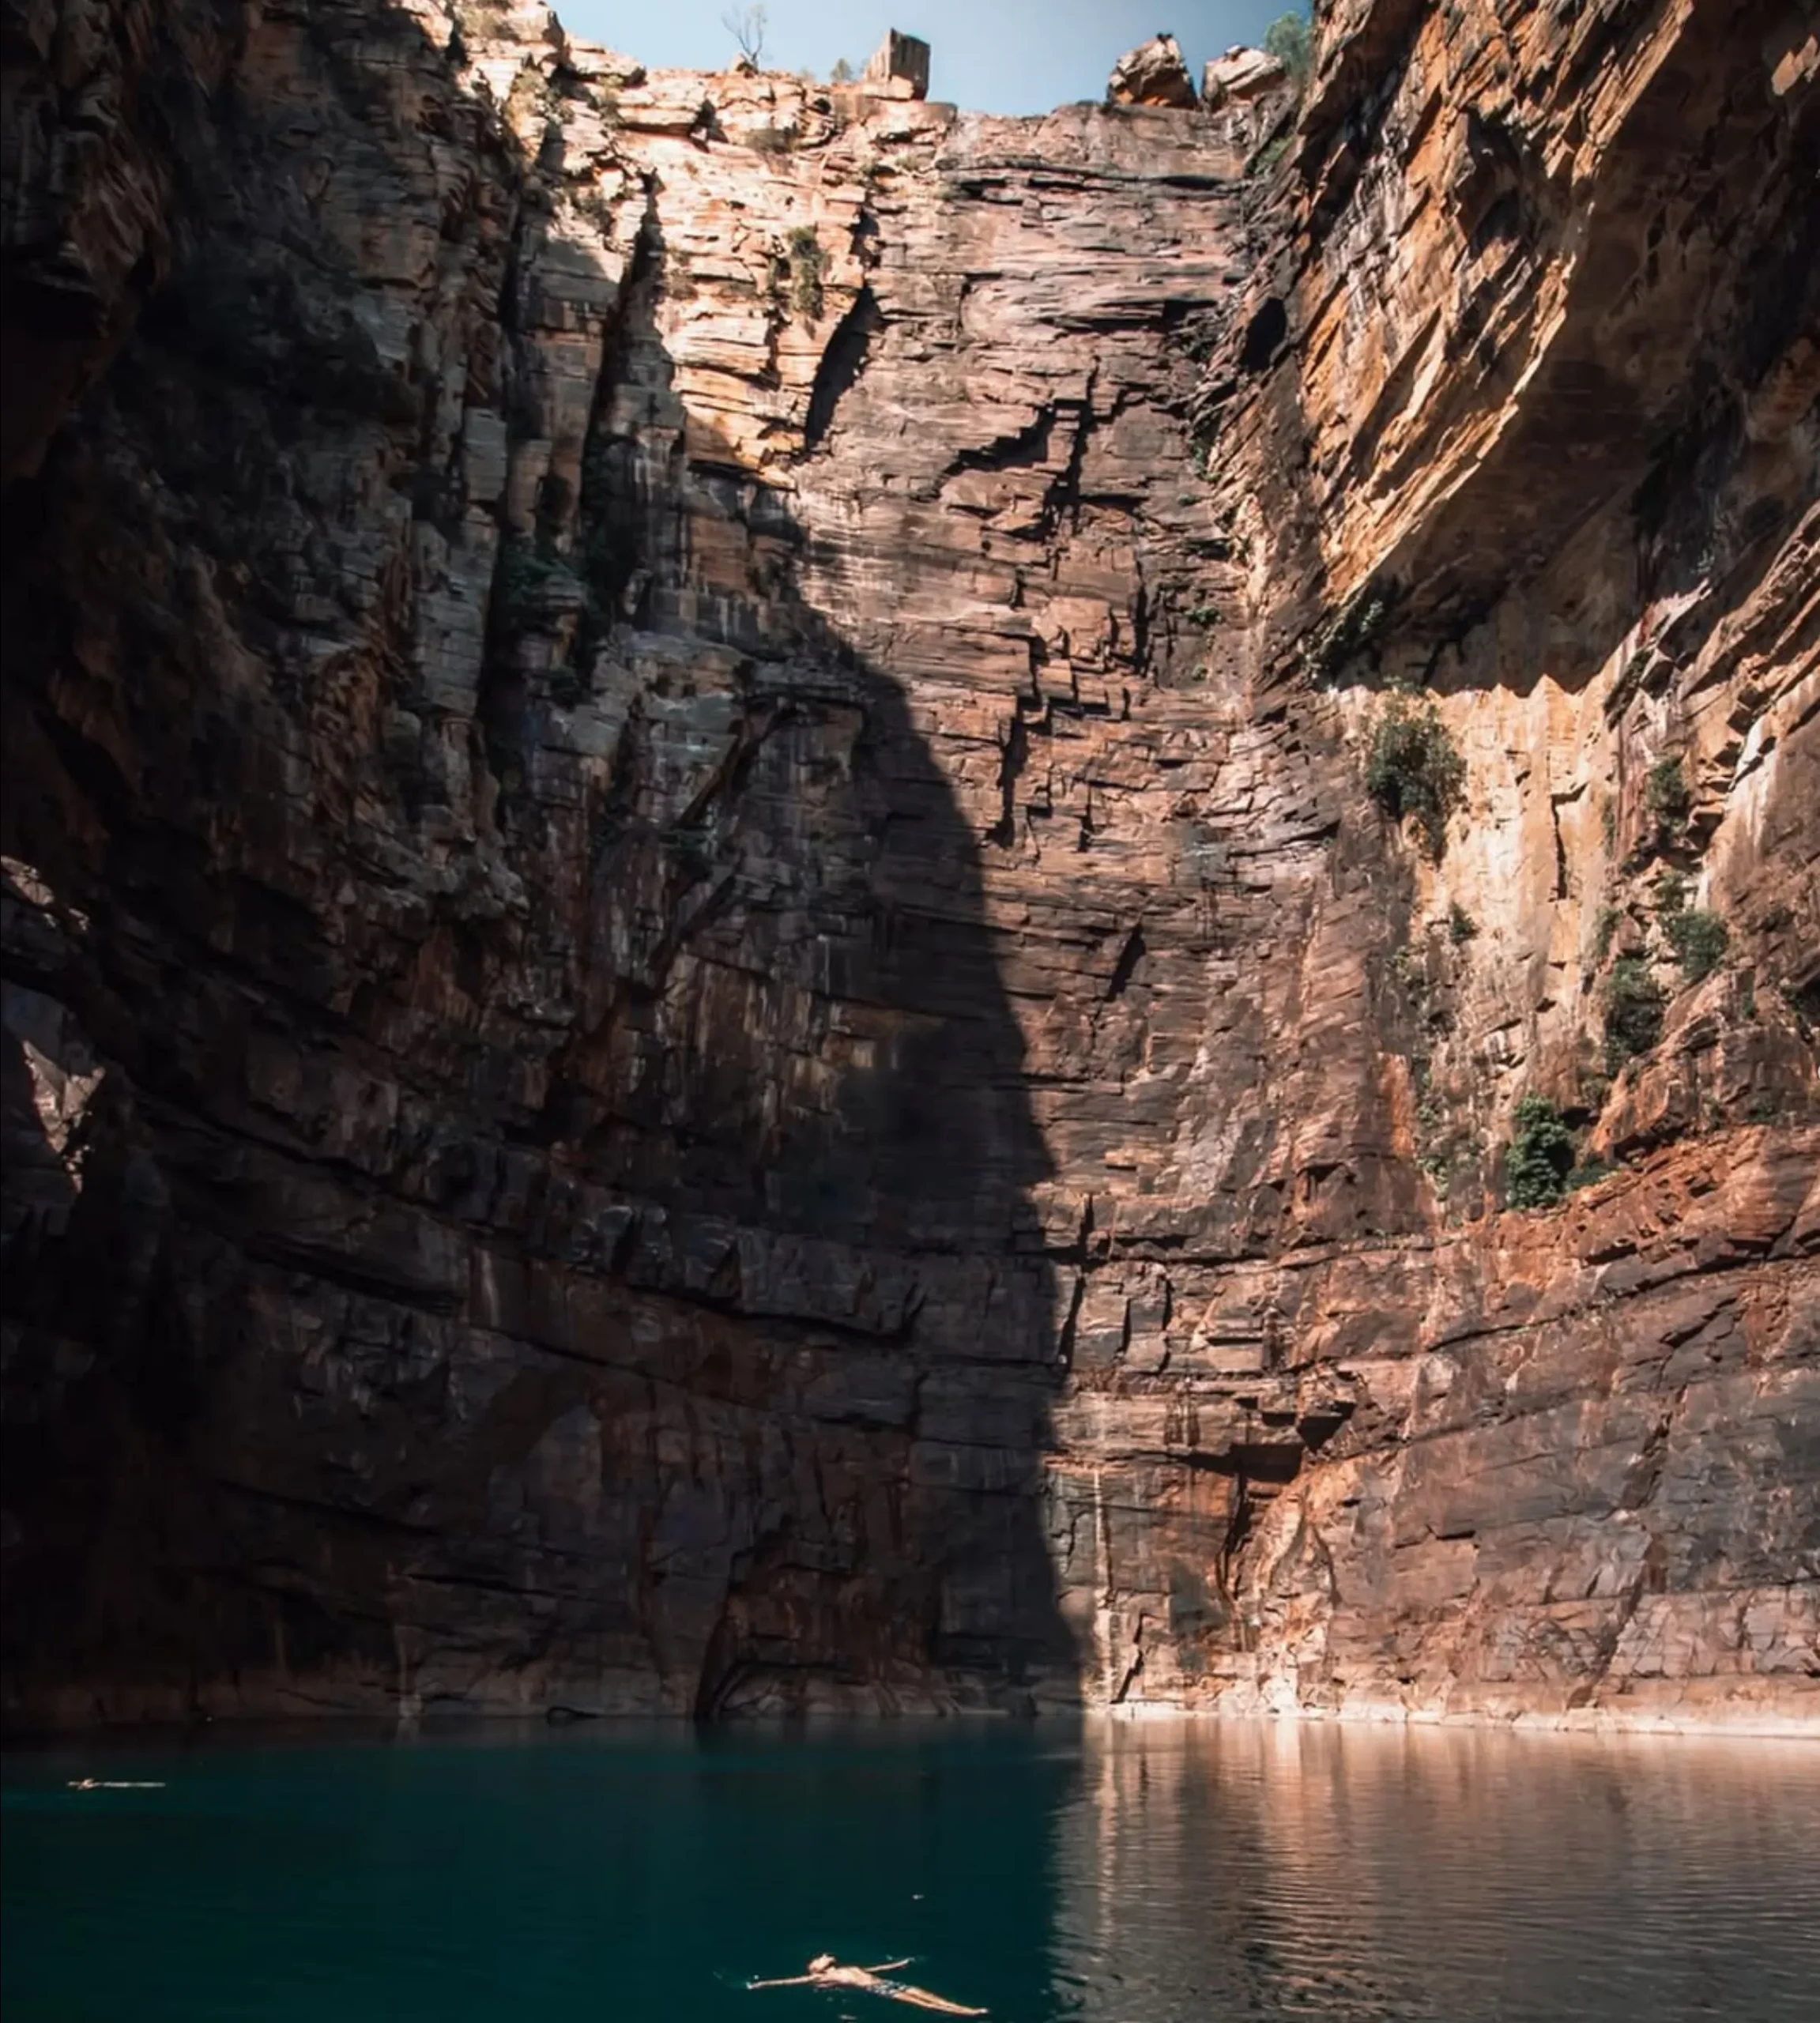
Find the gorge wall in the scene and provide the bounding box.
[2,0,1814,1729]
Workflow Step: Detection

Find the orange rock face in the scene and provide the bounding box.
[0,0,1812,1728]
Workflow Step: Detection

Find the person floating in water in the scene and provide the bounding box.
[748,1953,987,2015]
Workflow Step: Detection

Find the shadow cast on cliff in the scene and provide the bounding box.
[0,0,1079,1723]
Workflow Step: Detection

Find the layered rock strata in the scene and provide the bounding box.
[1,0,1814,1727]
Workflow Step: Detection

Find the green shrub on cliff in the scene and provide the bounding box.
[1603,957,1667,1070]
[1309,580,1396,680]
[1652,866,1728,981]
[1666,906,1728,981]
[1251,134,1292,178]
[494,536,561,631]
[1505,1094,1574,1210]
[1653,868,1689,917]
[1645,756,1691,834]
[1264,10,1313,81]
[1366,691,1465,860]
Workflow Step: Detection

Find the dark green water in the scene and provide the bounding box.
[4,1720,1817,2021]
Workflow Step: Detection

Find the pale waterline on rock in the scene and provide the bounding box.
[1095,1701,1820,1741]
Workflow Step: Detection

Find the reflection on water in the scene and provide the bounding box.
[1049,1721,1820,2021]
[2,1719,1817,2021]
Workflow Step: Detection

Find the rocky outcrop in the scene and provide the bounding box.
[861,30,929,101]
[1201,48,1288,108]
[1,0,1814,1729]
[1107,36,1196,109]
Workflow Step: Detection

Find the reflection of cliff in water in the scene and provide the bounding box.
[1045,1722,1820,2021]
[0,1,1072,1720]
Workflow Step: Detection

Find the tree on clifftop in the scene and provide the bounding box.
[722,5,767,66]
[1264,9,1313,81]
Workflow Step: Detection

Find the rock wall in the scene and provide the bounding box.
[1,0,1814,1728]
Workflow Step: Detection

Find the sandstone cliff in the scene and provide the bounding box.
[2,0,1814,1729]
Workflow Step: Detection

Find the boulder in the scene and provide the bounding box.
[1202,46,1289,106]
[1107,34,1196,109]
[861,29,930,101]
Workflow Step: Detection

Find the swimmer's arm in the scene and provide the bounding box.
[865,1960,914,1972]
[747,1975,816,1989]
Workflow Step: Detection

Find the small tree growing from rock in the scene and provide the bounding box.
[1366,691,1466,860]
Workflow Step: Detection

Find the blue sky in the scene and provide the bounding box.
[556,2,1302,115]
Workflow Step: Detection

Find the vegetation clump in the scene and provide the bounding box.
[662,819,715,880]
[1665,907,1729,981]
[1309,579,1396,680]
[1645,756,1691,834]
[1264,9,1314,81]
[1505,1097,1618,1210]
[1603,956,1667,1071]
[1652,868,1689,915]
[494,536,562,631]
[1251,133,1292,179]
[1652,866,1728,981]
[1505,1095,1574,1210]
[1366,691,1466,860]
[1448,902,1478,945]
[784,225,827,322]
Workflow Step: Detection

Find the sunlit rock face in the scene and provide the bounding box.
[0,0,1814,1730]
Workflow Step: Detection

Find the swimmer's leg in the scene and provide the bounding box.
[879,1987,988,2016]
